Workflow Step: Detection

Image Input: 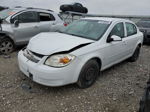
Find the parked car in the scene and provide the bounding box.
[18,17,143,88]
[60,2,88,13]
[0,7,64,54]
[136,20,150,44]
[139,76,150,112]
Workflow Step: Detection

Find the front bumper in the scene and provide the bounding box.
[18,50,81,86]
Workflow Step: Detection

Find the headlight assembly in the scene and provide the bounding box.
[45,54,76,67]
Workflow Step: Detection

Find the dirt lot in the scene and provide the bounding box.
[0,45,150,112]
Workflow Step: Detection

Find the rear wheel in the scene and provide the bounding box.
[77,60,100,89]
[0,38,14,54]
[129,45,141,62]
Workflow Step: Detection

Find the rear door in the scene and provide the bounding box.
[123,22,138,56]
[38,12,56,32]
[12,11,39,44]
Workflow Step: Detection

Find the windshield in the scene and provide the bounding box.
[0,9,15,19]
[60,19,111,40]
[136,21,150,28]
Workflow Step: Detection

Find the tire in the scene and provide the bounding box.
[77,60,100,89]
[129,45,141,62]
[0,37,14,54]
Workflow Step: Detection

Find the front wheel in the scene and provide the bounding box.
[0,38,14,54]
[77,60,100,89]
[129,45,141,62]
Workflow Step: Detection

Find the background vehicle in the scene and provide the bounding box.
[139,76,150,112]
[0,6,8,11]
[18,17,143,88]
[60,3,88,13]
[136,20,150,44]
[0,7,64,54]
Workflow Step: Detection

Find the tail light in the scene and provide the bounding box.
[64,23,68,26]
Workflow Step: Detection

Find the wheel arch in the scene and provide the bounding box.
[89,57,102,69]
[0,33,14,44]
[72,55,103,83]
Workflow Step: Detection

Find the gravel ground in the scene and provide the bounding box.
[0,45,150,112]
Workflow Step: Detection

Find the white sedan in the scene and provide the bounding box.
[18,17,143,88]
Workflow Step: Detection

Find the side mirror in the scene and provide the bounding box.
[111,35,122,41]
[14,20,19,27]
[107,35,122,43]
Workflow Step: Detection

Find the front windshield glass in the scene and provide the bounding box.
[0,9,15,19]
[60,19,111,40]
[136,21,150,28]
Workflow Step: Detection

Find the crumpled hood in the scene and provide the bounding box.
[27,32,94,55]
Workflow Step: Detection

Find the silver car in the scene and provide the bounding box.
[0,7,64,54]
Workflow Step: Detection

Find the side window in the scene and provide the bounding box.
[126,23,137,36]
[110,23,124,38]
[18,11,38,23]
[39,13,55,22]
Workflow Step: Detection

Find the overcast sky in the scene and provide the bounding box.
[0,0,150,16]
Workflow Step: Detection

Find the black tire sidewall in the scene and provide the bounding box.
[129,46,141,62]
[77,60,100,89]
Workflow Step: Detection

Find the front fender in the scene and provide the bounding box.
[0,31,14,41]
[71,53,103,83]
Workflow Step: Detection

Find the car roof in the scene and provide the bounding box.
[9,7,54,13]
[82,17,132,23]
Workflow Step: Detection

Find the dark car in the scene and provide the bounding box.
[136,20,150,44]
[60,2,88,13]
[139,76,150,112]
[0,6,8,11]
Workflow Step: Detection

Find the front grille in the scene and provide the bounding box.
[30,51,44,58]
[23,49,44,63]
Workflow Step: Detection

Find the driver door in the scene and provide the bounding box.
[12,11,40,44]
[102,22,127,68]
